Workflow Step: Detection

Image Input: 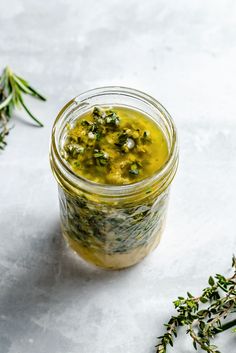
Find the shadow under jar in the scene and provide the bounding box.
[50,87,178,270]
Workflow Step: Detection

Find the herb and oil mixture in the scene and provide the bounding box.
[61,106,169,185]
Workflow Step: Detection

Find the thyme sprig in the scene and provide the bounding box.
[0,66,46,149]
[156,256,236,353]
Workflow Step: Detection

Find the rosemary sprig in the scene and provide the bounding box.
[0,66,46,150]
[156,256,236,353]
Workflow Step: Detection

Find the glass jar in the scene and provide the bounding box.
[50,87,178,269]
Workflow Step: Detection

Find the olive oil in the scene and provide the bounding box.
[61,106,169,185]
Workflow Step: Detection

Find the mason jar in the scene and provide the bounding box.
[50,87,178,269]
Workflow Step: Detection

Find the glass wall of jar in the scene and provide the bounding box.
[50,87,178,269]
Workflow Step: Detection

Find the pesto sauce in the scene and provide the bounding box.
[61,106,169,185]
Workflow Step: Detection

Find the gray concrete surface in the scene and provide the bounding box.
[1,0,236,352]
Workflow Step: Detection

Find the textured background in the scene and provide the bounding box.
[1,0,236,352]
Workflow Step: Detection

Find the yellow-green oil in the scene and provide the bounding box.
[62,106,169,185]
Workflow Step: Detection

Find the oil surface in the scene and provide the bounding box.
[61,106,169,185]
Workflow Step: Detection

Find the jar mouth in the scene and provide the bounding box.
[50,86,178,197]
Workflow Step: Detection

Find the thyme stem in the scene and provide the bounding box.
[156,256,236,353]
[214,318,236,334]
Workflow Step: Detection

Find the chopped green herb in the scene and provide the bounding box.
[65,144,84,158]
[142,130,152,144]
[93,149,109,167]
[129,169,139,175]
[73,160,81,168]
[61,106,168,184]
[93,107,101,117]
[81,120,90,126]
[129,162,141,176]
[115,133,128,148]
[105,111,120,126]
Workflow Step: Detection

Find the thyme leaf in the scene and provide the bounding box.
[156,256,236,353]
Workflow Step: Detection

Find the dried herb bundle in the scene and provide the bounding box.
[156,257,236,353]
[0,66,46,150]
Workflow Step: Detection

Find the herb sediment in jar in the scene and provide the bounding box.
[61,106,169,185]
[59,186,169,268]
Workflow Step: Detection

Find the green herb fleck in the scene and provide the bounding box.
[65,144,85,158]
[105,111,120,126]
[141,130,152,144]
[115,133,128,148]
[93,107,102,117]
[129,162,141,176]
[81,120,90,126]
[93,149,109,167]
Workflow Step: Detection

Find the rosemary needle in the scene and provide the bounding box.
[0,66,46,150]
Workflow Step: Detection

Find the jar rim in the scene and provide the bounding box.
[50,86,178,197]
